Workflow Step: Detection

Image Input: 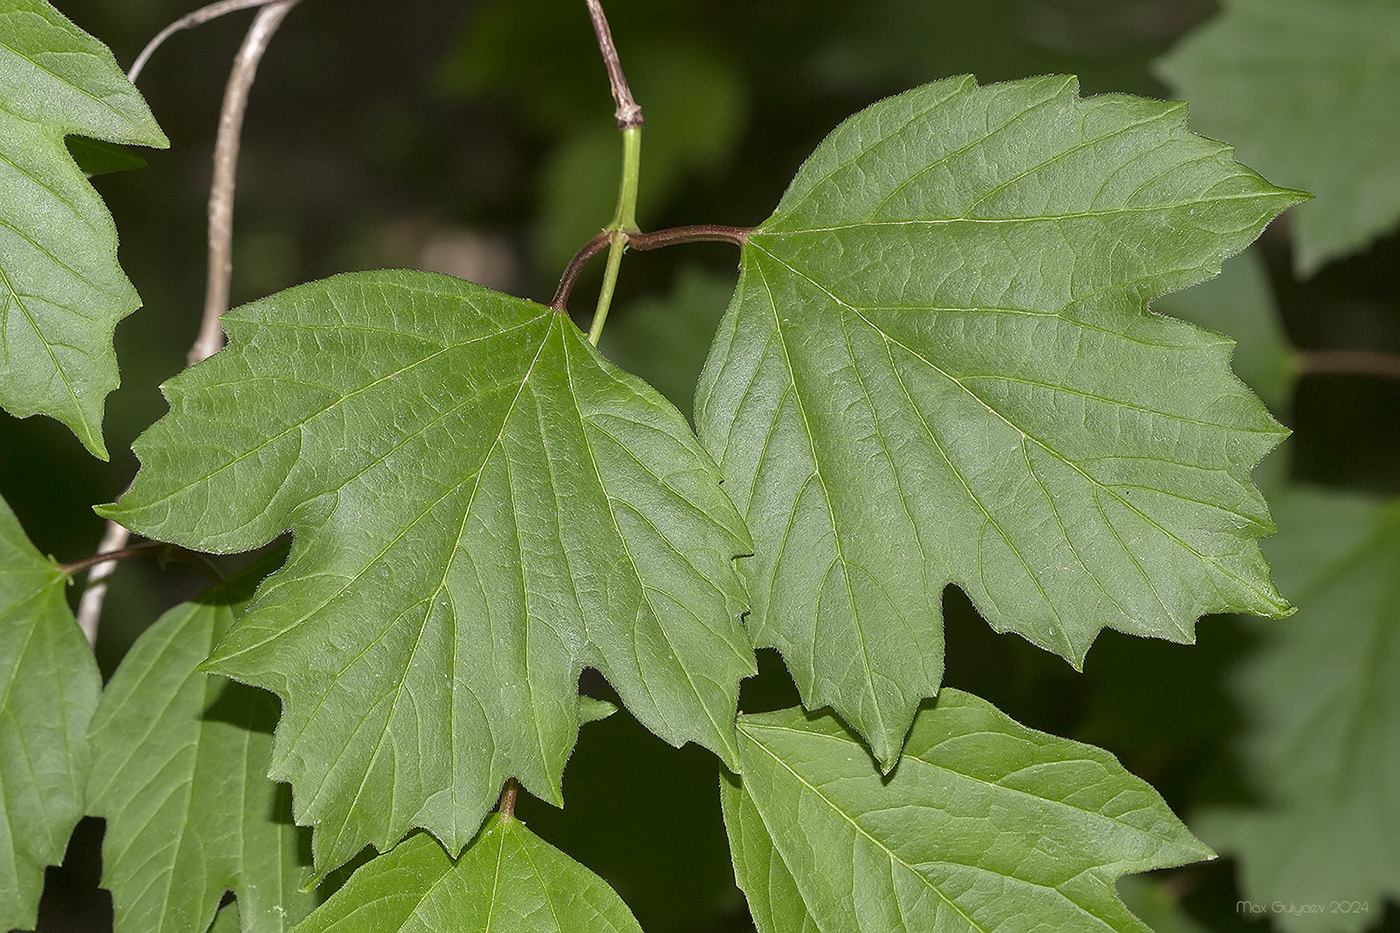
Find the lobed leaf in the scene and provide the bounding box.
[1157,0,1400,276]
[723,689,1213,933]
[0,494,100,932]
[86,552,316,933]
[101,270,755,873]
[0,0,168,457]
[292,822,644,933]
[1194,487,1400,932]
[696,74,1300,767]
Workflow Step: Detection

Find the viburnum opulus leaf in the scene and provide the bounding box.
[0,0,167,458]
[101,271,755,873]
[723,690,1213,933]
[292,822,644,933]
[695,74,1303,767]
[0,494,101,931]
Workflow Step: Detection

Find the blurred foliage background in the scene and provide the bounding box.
[5,0,1398,930]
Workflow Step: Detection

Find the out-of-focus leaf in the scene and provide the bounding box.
[697,73,1300,768]
[86,552,316,933]
[101,270,754,874]
[1157,0,1397,275]
[0,494,100,932]
[1194,487,1400,932]
[0,0,168,457]
[723,690,1213,932]
[291,823,644,933]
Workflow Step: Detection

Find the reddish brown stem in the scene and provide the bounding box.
[584,0,641,129]
[627,224,750,250]
[550,231,611,312]
[498,778,520,821]
[61,541,223,584]
[550,225,750,314]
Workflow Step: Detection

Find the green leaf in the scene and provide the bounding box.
[0,493,100,932]
[722,690,1213,933]
[0,0,168,458]
[1193,488,1400,932]
[291,821,644,933]
[696,74,1300,767]
[86,552,316,933]
[1156,0,1396,275]
[100,270,755,873]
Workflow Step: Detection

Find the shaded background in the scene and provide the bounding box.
[5,1,1398,930]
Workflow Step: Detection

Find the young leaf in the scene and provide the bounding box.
[0,0,168,458]
[696,74,1300,768]
[1194,488,1400,932]
[1157,0,1400,276]
[722,689,1213,933]
[86,552,316,933]
[100,270,755,873]
[292,822,643,933]
[0,494,101,932]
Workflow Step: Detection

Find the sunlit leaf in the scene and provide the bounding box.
[292,822,643,933]
[86,552,316,933]
[0,0,168,457]
[0,493,100,932]
[723,690,1213,932]
[697,74,1300,767]
[101,270,754,873]
[1157,0,1397,275]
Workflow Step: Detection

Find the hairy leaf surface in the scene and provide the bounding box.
[0,494,100,932]
[696,74,1299,766]
[0,0,168,457]
[293,822,643,933]
[1195,488,1400,931]
[86,554,316,933]
[722,690,1212,933]
[1157,0,1399,275]
[102,270,755,872]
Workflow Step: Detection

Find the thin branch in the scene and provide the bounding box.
[127,0,288,83]
[74,520,132,647]
[188,0,300,366]
[584,0,642,128]
[1295,349,1400,380]
[62,541,223,583]
[80,0,298,645]
[62,542,165,576]
[498,778,520,821]
[550,230,611,312]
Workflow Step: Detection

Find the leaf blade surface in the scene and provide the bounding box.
[102,270,755,872]
[0,494,100,932]
[723,690,1212,933]
[292,821,643,933]
[85,555,316,933]
[0,0,168,456]
[697,74,1299,766]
